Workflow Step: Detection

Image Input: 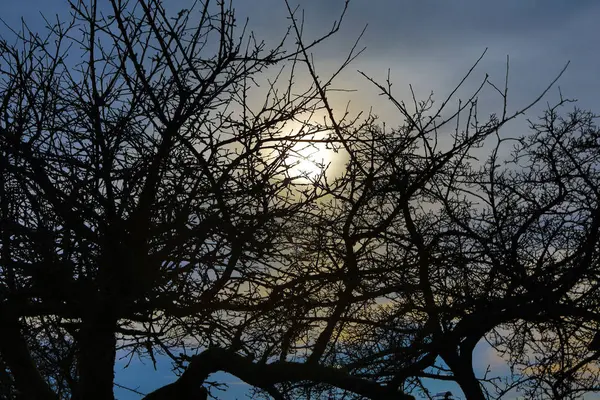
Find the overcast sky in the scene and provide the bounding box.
[2,1,600,399]
[5,0,599,114]
[233,0,600,121]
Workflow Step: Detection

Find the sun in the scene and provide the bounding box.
[276,117,333,181]
[288,140,328,179]
[268,117,344,184]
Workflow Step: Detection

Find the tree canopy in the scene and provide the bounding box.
[1,1,599,399]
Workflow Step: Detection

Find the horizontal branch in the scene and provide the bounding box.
[165,347,415,400]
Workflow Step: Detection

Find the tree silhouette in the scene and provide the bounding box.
[1,0,599,399]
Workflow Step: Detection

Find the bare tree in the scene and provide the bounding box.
[473,106,600,399]
[278,46,600,398]
[0,0,379,398]
[2,0,599,400]
[259,15,600,396]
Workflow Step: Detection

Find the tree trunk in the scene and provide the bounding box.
[75,310,116,400]
[0,304,56,400]
[441,350,486,400]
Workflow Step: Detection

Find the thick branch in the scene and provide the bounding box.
[145,347,415,400]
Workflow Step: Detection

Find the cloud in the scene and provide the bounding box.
[236,0,600,116]
[473,339,510,373]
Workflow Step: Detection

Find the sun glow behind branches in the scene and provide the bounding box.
[288,139,328,179]
[280,119,336,182]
